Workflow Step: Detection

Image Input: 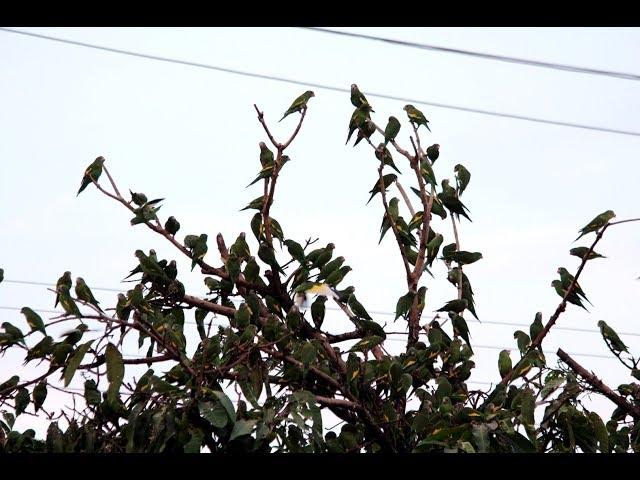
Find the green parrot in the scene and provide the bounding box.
[32,381,47,412]
[379,197,400,243]
[77,156,105,196]
[454,164,471,195]
[498,350,512,379]
[258,242,284,274]
[311,296,327,329]
[325,266,352,287]
[575,210,616,241]
[450,312,472,351]
[403,104,430,131]
[335,286,356,303]
[597,320,628,353]
[551,280,589,311]
[354,119,376,147]
[241,195,266,212]
[375,144,401,174]
[0,375,20,393]
[317,256,345,281]
[426,234,444,267]
[75,277,103,312]
[347,294,372,320]
[513,330,531,355]
[58,285,82,317]
[350,84,373,111]
[164,216,180,236]
[129,190,147,206]
[259,142,274,167]
[426,144,440,163]
[2,322,26,346]
[190,234,208,271]
[449,251,483,266]
[54,271,72,308]
[308,243,335,269]
[20,307,46,335]
[115,293,132,322]
[529,312,544,342]
[383,116,401,145]
[164,260,178,280]
[557,267,592,306]
[435,298,468,314]
[280,90,315,122]
[346,107,371,145]
[230,232,251,261]
[60,324,90,346]
[569,246,606,261]
[438,179,472,222]
[367,174,398,205]
[247,163,276,188]
[284,239,306,264]
[23,335,54,365]
[243,257,261,284]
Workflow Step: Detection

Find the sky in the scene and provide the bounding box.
[1,27,639,439]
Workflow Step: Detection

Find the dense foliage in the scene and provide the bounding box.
[1,85,639,453]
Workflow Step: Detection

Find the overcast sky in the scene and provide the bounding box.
[1,27,639,437]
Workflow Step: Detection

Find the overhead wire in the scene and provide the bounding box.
[1,27,639,137]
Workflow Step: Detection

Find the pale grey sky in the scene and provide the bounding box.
[1,27,639,437]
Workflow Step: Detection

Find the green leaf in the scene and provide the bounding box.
[63,340,94,387]
[184,429,204,453]
[211,390,236,423]
[199,401,228,428]
[105,343,124,402]
[472,424,490,453]
[230,419,257,441]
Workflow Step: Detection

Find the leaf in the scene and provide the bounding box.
[63,340,94,387]
[105,343,124,402]
[211,390,236,423]
[184,429,204,453]
[230,419,257,441]
[472,424,490,453]
[588,412,609,452]
[199,401,228,428]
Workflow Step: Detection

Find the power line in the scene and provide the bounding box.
[1,27,639,137]
[301,27,640,82]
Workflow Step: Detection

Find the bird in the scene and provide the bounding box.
[569,247,606,261]
[575,210,616,241]
[294,282,338,310]
[258,142,274,167]
[54,271,72,308]
[75,277,103,312]
[20,307,46,335]
[438,179,471,222]
[557,267,592,306]
[164,216,180,236]
[350,84,373,111]
[597,320,628,353]
[2,322,26,346]
[403,105,430,131]
[426,144,440,163]
[58,285,82,317]
[280,90,315,122]
[435,299,468,314]
[498,350,512,379]
[77,156,105,195]
[383,116,401,146]
[551,280,589,311]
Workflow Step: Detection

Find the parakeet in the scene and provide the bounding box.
[375,144,401,174]
[569,247,606,261]
[23,335,54,365]
[346,107,371,145]
[325,266,352,287]
[164,216,180,236]
[551,280,588,311]
[2,322,26,345]
[284,239,306,264]
[75,277,103,312]
[20,307,46,335]
[350,84,373,111]
[529,312,544,342]
[317,256,345,281]
[367,174,397,205]
[258,142,274,167]
[258,242,284,274]
[426,144,440,163]
[383,116,401,145]
[311,296,327,329]
[435,298,468,314]
[60,324,90,346]
[54,271,72,308]
[280,90,315,122]
[190,234,208,271]
[403,104,430,131]
[498,350,512,379]
[597,320,628,353]
[557,267,592,306]
[307,243,335,269]
[230,233,251,261]
[575,210,616,241]
[77,156,105,196]
[438,179,471,222]
[354,119,376,147]
[58,285,82,317]
[347,294,372,320]
[454,164,471,195]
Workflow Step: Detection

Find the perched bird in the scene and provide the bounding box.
[32,381,47,412]
[294,282,338,310]
[75,277,103,312]
[0,375,20,393]
[2,322,26,346]
[311,296,327,329]
[575,210,616,241]
[258,242,284,274]
[164,216,181,236]
[354,119,376,147]
[23,335,54,365]
[435,298,468,314]
[529,312,544,342]
[60,324,90,346]
[374,145,401,174]
[498,350,512,379]
[58,285,82,317]
[450,312,472,351]
[20,307,46,335]
[284,239,306,264]
[258,142,274,167]
[164,260,178,280]
[403,105,430,131]
[346,107,370,145]
[367,174,397,205]
[438,179,471,222]
[383,116,401,146]
[350,84,373,111]
[190,234,208,271]
[551,280,589,311]
[77,156,105,196]
[317,256,345,281]
[280,90,315,122]
[347,294,372,320]
[426,144,440,163]
[597,320,628,353]
[307,243,335,269]
[557,267,592,306]
[325,266,352,287]
[569,247,606,261]
[54,271,72,308]
[454,164,471,195]
[230,233,251,261]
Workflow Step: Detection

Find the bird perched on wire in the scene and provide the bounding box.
[294,282,338,310]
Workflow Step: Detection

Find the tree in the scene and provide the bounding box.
[1,85,639,453]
